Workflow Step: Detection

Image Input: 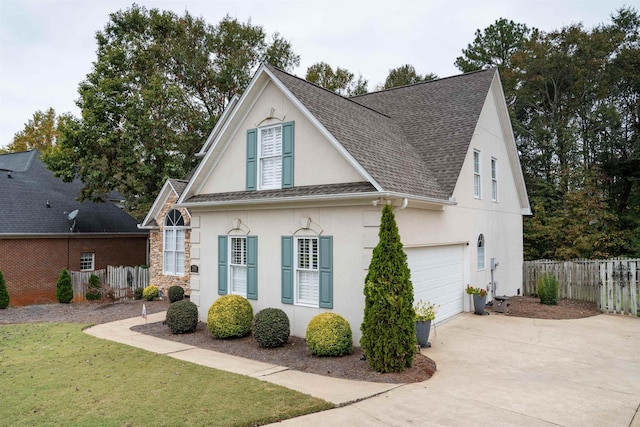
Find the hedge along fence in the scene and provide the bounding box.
[523,258,640,316]
[70,266,149,302]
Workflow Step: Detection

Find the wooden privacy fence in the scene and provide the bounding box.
[523,258,640,316]
[70,266,150,302]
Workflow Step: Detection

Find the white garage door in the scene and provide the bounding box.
[406,245,465,322]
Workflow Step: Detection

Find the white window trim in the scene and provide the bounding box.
[294,236,319,307]
[477,234,485,270]
[80,253,94,271]
[163,210,185,276]
[228,236,247,296]
[258,124,283,190]
[491,157,498,202]
[473,149,481,199]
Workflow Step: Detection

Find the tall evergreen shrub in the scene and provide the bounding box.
[56,269,73,304]
[360,204,416,373]
[0,270,9,309]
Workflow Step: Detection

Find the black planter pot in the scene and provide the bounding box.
[473,294,487,315]
[416,320,432,348]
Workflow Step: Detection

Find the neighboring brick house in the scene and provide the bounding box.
[0,150,148,306]
[139,179,191,295]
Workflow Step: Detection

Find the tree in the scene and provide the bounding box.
[455,18,536,73]
[382,64,437,89]
[305,62,368,96]
[2,108,61,155]
[360,204,416,373]
[56,269,73,304]
[44,5,299,219]
[0,270,9,309]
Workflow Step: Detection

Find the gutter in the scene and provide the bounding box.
[176,191,455,209]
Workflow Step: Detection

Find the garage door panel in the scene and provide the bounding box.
[407,245,465,322]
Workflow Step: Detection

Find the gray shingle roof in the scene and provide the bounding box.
[185,182,376,204]
[168,179,188,197]
[351,69,496,196]
[267,64,496,199]
[0,151,147,235]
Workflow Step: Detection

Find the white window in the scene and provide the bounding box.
[163,209,185,276]
[477,234,485,270]
[80,253,94,271]
[295,237,319,306]
[491,157,498,202]
[229,237,247,295]
[473,150,481,198]
[259,125,282,189]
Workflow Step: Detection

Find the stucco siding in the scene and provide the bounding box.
[199,81,364,195]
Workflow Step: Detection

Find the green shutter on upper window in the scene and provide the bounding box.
[281,236,294,304]
[281,121,294,188]
[318,236,333,308]
[246,128,257,191]
[246,236,258,300]
[217,235,228,295]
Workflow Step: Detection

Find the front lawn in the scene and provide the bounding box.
[0,323,331,426]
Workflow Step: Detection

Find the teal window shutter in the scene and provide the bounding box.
[281,236,294,304]
[247,236,258,300]
[282,121,294,188]
[246,128,257,191]
[318,236,333,308]
[217,235,228,295]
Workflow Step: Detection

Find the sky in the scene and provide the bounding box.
[0,0,633,148]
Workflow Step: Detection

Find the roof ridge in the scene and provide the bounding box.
[264,63,393,119]
[350,67,497,98]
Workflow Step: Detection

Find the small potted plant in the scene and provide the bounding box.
[466,285,488,315]
[414,299,438,348]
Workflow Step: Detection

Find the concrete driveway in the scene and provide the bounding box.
[276,313,640,426]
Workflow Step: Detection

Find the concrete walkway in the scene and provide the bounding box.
[86,312,640,426]
[277,313,640,426]
[84,312,398,406]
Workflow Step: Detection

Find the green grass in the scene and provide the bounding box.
[0,323,331,426]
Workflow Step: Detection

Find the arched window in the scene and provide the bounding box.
[163,209,185,275]
[477,234,485,270]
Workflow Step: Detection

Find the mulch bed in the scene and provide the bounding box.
[0,295,599,384]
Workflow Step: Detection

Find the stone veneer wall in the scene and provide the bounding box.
[148,193,191,295]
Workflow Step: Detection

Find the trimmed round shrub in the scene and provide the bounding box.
[56,269,73,304]
[0,270,9,309]
[207,295,253,339]
[306,313,353,357]
[252,308,290,348]
[142,285,159,301]
[85,274,102,301]
[133,287,144,300]
[168,285,185,303]
[166,300,199,334]
[537,274,559,305]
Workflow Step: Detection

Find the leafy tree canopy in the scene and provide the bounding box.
[305,62,368,96]
[44,5,299,219]
[382,64,437,89]
[455,18,536,73]
[2,108,64,155]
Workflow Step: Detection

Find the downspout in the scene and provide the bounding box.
[398,198,408,210]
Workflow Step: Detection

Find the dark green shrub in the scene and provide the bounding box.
[360,204,416,372]
[168,285,185,303]
[306,313,353,356]
[85,274,102,301]
[207,295,253,339]
[142,285,159,301]
[252,308,290,348]
[537,274,559,305]
[133,287,144,300]
[0,270,9,309]
[56,269,73,304]
[166,300,199,334]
